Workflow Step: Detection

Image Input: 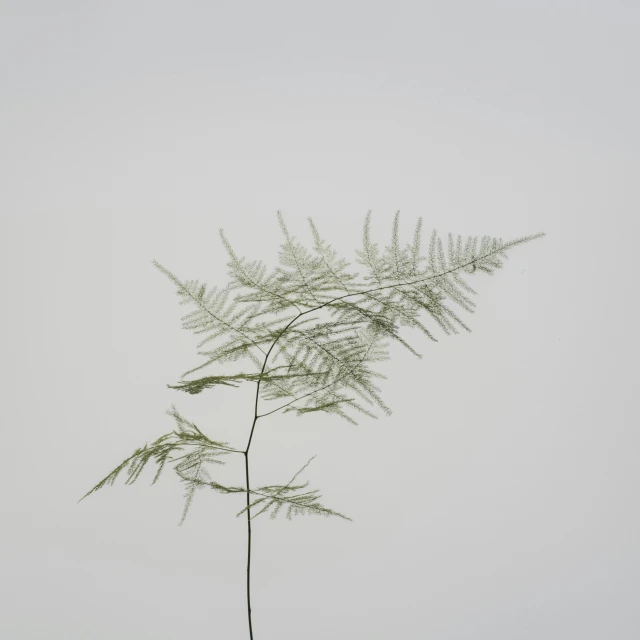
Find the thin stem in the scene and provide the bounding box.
[244,446,254,640]
[242,311,303,639]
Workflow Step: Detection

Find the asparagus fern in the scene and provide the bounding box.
[80,210,545,639]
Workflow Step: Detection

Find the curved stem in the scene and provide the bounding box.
[243,311,303,639]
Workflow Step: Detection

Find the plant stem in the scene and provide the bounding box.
[242,311,303,639]
[244,410,259,639]
[244,446,254,640]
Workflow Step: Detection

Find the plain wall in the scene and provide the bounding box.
[1,2,638,638]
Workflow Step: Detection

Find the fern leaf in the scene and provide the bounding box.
[79,405,240,525]
[235,456,352,521]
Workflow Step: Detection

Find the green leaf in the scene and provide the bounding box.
[79,406,242,525]
[235,456,352,522]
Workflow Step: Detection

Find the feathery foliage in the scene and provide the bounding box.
[235,456,351,521]
[83,211,543,518]
[79,405,241,524]
[153,211,543,427]
[81,210,543,639]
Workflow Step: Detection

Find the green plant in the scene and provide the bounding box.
[80,211,545,639]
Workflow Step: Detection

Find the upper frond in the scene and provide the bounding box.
[155,212,544,429]
[252,212,544,422]
[219,229,302,314]
[152,260,268,356]
[272,211,348,308]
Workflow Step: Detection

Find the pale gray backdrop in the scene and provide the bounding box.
[1,1,638,639]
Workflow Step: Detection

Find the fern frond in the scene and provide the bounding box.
[307,217,360,295]
[257,321,393,423]
[79,405,241,525]
[154,212,543,426]
[354,210,385,285]
[249,212,544,422]
[220,228,303,313]
[235,456,351,521]
[152,260,268,358]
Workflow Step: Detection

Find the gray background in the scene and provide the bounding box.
[1,1,638,638]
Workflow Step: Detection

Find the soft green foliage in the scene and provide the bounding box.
[81,211,544,526]
[79,405,240,524]
[235,455,351,521]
